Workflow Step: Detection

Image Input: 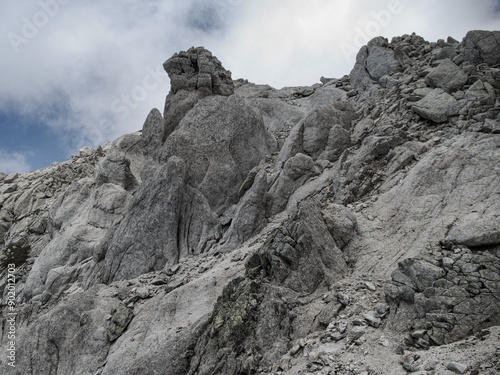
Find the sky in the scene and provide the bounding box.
[1,0,499,174]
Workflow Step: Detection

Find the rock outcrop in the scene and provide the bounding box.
[1,32,500,375]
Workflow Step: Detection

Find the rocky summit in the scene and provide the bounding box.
[1,31,500,375]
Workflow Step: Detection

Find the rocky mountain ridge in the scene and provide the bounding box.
[1,30,499,374]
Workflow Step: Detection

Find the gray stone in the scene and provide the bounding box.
[337,292,350,306]
[424,361,438,371]
[365,45,402,81]
[350,325,367,340]
[319,124,351,162]
[267,153,318,216]
[364,281,377,291]
[412,88,459,122]
[220,170,268,250]
[350,46,373,89]
[447,221,500,247]
[375,303,390,318]
[162,47,234,136]
[350,38,402,89]
[402,363,420,373]
[447,362,468,374]
[250,200,347,293]
[107,305,134,342]
[94,151,137,191]
[461,30,500,66]
[321,204,357,250]
[362,311,381,328]
[302,103,356,159]
[425,59,468,92]
[464,79,496,107]
[141,108,166,156]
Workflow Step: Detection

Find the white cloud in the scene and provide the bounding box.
[0,150,32,174]
[0,0,499,170]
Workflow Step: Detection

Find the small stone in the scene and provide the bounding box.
[323,293,336,303]
[337,292,350,306]
[447,362,468,374]
[442,257,455,267]
[289,344,301,356]
[415,338,430,348]
[411,329,427,339]
[165,264,181,276]
[364,281,376,291]
[378,336,390,347]
[354,338,364,346]
[375,303,389,318]
[352,319,367,326]
[337,321,348,334]
[402,363,419,373]
[350,325,367,340]
[439,239,454,250]
[362,312,381,328]
[151,276,168,286]
[424,361,437,371]
[330,332,347,342]
[135,287,150,299]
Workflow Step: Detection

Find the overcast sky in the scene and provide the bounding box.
[1,0,499,173]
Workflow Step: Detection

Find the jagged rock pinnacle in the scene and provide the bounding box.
[163,46,234,96]
[158,47,235,146]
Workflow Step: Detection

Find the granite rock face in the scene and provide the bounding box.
[1,32,500,375]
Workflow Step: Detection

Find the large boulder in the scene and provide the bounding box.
[412,88,459,123]
[461,30,500,66]
[350,37,402,89]
[94,151,137,191]
[275,102,356,166]
[425,59,468,92]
